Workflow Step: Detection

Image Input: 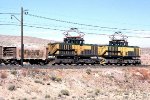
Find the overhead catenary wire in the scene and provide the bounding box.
[0,13,20,15]
[0,23,66,32]
[1,12,150,34]
[27,13,150,32]
[0,11,150,37]
[1,12,150,33]
[0,23,20,26]
[0,23,150,38]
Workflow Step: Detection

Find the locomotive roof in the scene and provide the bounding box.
[49,42,140,48]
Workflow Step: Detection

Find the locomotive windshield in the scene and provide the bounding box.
[64,37,84,45]
[109,40,128,46]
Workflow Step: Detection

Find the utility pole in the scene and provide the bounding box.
[0,7,25,66]
[21,7,24,67]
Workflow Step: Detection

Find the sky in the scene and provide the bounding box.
[0,0,150,47]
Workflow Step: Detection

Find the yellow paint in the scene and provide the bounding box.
[47,43,60,54]
[98,46,108,56]
[48,43,140,57]
[72,45,91,55]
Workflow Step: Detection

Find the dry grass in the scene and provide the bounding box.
[11,70,17,75]
[34,80,45,85]
[60,89,70,96]
[8,85,16,91]
[95,89,100,95]
[1,67,150,99]
[45,94,50,98]
[86,68,92,75]
[50,75,62,82]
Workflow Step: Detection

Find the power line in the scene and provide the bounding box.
[1,23,150,38]
[0,13,20,15]
[27,14,120,29]
[24,24,66,31]
[1,12,150,33]
[0,20,118,33]
[0,23,66,31]
[27,13,150,32]
[0,23,20,26]
[1,12,150,34]
[26,10,150,28]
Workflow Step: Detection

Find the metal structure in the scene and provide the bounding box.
[10,7,25,66]
[21,7,24,66]
[63,28,85,38]
[109,31,128,46]
[109,31,128,41]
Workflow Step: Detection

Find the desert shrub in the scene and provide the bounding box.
[60,89,70,96]
[11,70,17,75]
[42,72,46,75]
[95,89,100,95]
[1,72,7,79]
[31,97,37,99]
[87,90,93,93]
[86,69,92,75]
[108,73,114,81]
[72,96,76,98]
[47,83,50,85]
[32,69,40,74]
[43,75,50,81]
[45,94,50,98]
[34,80,44,85]
[22,98,27,100]
[50,76,62,82]
[8,85,16,91]
[55,77,62,82]
[50,75,56,81]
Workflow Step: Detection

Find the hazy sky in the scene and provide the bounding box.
[0,0,150,47]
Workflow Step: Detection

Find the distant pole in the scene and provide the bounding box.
[21,7,24,66]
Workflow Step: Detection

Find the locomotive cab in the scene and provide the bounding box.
[109,31,128,46]
[102,31,141,65]
[109,40,128,46]
[64,37,84,45]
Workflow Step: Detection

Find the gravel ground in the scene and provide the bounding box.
[0,65,150,100]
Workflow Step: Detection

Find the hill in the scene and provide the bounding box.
[0,35,54,47]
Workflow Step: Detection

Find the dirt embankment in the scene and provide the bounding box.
[0,66,150,100]
[141,48,150,65]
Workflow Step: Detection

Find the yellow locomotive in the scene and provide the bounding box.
[48,28,141,65]
[98,32,141,65]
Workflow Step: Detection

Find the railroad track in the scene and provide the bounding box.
[0,64,149,70]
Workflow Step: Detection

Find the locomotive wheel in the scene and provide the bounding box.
[4,62,9,65]
[52,63,55,65]
[39,62,44,66]
[10,60,18,65]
